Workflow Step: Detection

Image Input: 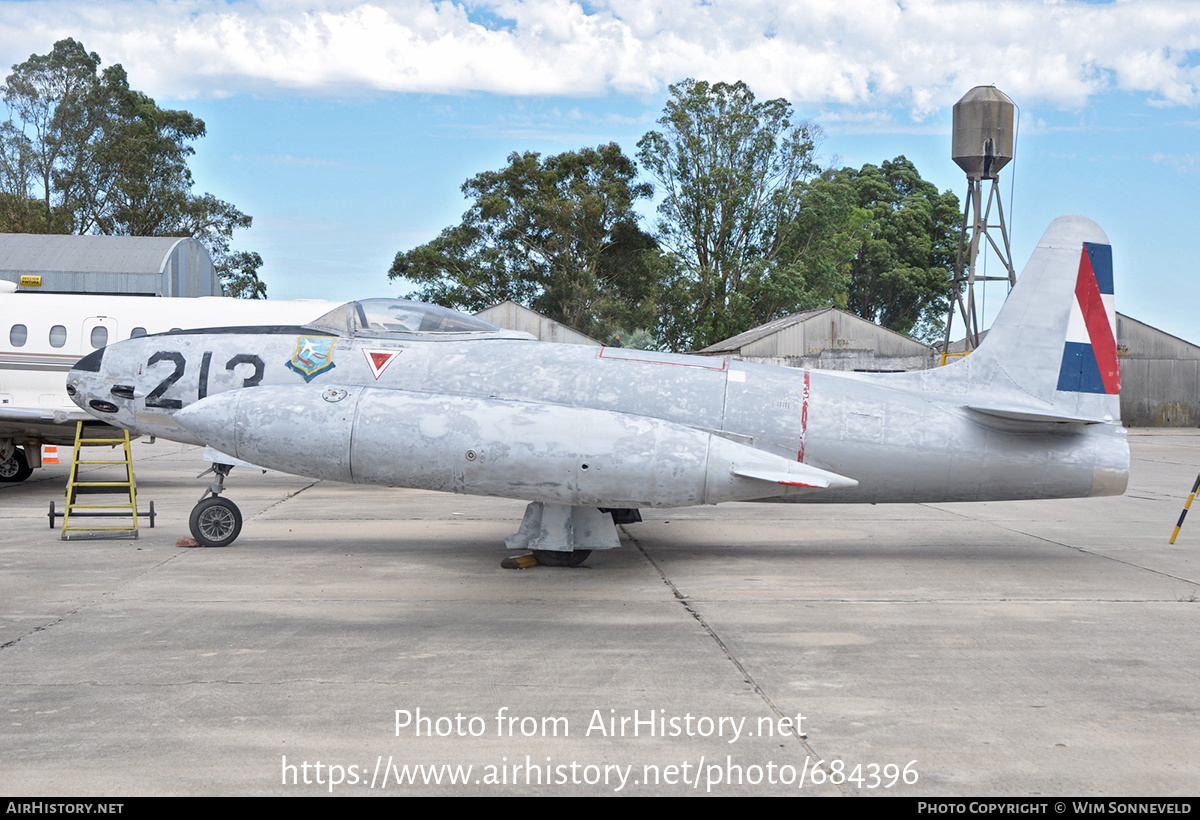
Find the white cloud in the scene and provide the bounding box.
[1149,151,1200,173]
[1,0,1199,116]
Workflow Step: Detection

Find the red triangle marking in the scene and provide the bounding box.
[362,349,401,379]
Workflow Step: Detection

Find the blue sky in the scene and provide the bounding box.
[2,0,1199,345]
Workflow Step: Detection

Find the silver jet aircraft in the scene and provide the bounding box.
[67,215,1127,564]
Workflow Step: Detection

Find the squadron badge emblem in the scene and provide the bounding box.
[287,336,337,382]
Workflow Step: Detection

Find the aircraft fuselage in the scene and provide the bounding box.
[69,328,1128,507]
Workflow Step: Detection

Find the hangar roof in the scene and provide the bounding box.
[698,307,930,357]
[0,234,219,296]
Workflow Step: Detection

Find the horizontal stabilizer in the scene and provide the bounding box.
[966,405,1108,425]
[732,464,858,490]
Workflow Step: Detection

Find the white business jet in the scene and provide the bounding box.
[0,279,336,481]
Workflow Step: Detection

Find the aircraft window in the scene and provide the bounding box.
[130,327,147,338]
[306,299,499,337]
[359,300,498,333]
[90,326,108,349]
[49,325,67,348]
[9,324,27,347]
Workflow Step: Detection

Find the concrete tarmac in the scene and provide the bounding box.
[1,430,1197,796]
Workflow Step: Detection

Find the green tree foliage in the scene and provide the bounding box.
[217,250,268,300]
[1,39,104,234]
[758,170,864,319]
[0,120,42,232]
[390,143,662,340]
[0,39,265,297]
[839,157,960,341]
[606,327,659,351]
[391,79,958,348]
[637,79,838,350]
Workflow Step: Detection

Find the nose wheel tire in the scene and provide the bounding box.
[189,497,243,547]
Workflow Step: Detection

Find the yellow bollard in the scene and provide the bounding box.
[1169,472,1200,544]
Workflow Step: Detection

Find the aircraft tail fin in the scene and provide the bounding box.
[955,214,1120,425]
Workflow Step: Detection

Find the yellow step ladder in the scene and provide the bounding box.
[53,422,152,540]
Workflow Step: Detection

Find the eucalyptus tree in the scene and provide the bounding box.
[1,39,265,297]
[841,157,961,341]
[391,143,662,341]
[637,79,827,349]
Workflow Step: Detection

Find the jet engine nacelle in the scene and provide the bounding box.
[173,385,855,508]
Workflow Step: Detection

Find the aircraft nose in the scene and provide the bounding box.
[73,347,105,373]
[67,347,106,411]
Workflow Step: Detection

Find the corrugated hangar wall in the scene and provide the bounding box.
[1117,314,1200,427]
[697,307,936,373]
[475,301,601,345]
[700,309,1199,427]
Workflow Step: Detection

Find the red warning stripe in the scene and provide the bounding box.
[1074,248,1120,395]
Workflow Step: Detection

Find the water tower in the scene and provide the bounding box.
[943,86,1018,356]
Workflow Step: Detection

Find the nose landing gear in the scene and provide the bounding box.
[189,463,243,547]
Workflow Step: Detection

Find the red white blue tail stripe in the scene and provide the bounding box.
[1056,242,1119,395]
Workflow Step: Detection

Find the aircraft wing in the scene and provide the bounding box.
[0,405,92,443]
[0,406,90,425]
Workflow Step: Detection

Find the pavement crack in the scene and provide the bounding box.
[925,505,1200,587]
[249,480,322,520]
[622,525,852,797]
[0,552,186,653]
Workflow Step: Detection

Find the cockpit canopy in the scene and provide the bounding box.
[305,298,503,338]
